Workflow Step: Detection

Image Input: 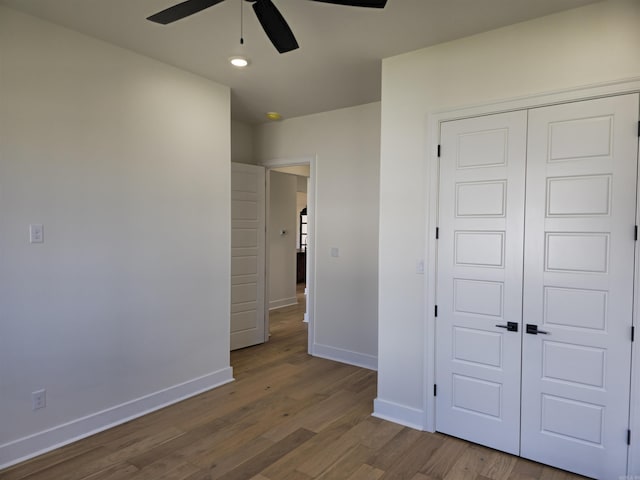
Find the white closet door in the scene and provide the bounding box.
[231,162,266,350]
[436,111,527,454]
[521,94,639,479]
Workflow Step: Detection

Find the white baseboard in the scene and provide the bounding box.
[312,343,377,371]
[269,297,298,310]
[0,367,234,470]
[303,313,309,323]
[372,398,426,431]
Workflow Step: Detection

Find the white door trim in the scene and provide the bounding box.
[262,155,317,355]
[424,77,640,474]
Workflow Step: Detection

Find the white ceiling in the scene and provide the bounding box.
[1,0,600,124]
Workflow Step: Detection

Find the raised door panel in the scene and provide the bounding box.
[521,94,639,479]
[436,111,527,454]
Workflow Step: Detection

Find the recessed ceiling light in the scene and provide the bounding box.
[266,112,282,121]
[229,56,249,68]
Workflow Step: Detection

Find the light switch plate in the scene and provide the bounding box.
[32,389,46,410]
[330,247,339,258]
[29,224,44,244]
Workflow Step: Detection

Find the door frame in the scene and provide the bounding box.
[424,77,640,473]
[262,155,317,355]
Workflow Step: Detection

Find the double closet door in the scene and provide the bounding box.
[435,94,639,479]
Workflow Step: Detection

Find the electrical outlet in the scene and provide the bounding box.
[32,389,46,411]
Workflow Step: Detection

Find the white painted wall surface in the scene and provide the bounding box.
[376,0,640,431]
[0,7,232,467]
[231,120,256,165]
[268,172,298,309]
[255,103,381,369]
[296,176,308,193]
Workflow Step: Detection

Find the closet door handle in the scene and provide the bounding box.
[496,321,518,332]
[526,324,549,335]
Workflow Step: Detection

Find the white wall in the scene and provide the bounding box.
[268,171,298,309]
[231,120,256,165]
[376,0,640,434]
[297,175,308,194]
[272,168,309,250]
[255,102,381,369]
[0,7,232,467]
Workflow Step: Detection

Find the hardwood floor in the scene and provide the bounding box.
[1,286,587,480]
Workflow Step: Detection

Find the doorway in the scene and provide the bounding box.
[264,156,316,354]
[434,94,639,478]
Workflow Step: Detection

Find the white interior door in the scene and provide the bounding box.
[520,94,639,479]
[436,111,528,454]
[231,162,266,350]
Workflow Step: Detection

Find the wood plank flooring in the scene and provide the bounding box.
[1,286,587,480]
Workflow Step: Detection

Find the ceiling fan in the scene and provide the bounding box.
[147,0,388,54]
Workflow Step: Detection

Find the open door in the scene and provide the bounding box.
[231,163,266,350]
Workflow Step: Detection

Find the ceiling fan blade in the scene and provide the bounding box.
[310,0,387,8]
[252,0,299,54]
[147,0,226,24]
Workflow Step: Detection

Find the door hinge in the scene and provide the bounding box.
[435,227,439,239]
[628,429,632,445]
[434,305,438,317]
[637,120,640,137]
[437,145,441,157]
[635,225,638,241]
[434,384,437,397]
[632,325,635,342]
